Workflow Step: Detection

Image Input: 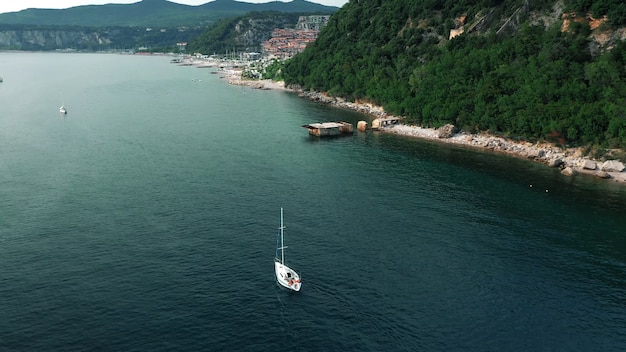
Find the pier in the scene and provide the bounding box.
[302,122,354,137]
[371,117,401,130]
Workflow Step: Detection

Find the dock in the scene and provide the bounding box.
[371,117,401,130]
[302,122,354,137]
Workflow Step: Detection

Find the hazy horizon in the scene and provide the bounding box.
[0,0,348,15]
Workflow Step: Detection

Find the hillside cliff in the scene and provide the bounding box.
[0,29,111,50]
[0,25,204,51]
[187,12,302,54]
[283,0,626,149]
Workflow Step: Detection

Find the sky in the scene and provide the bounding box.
[0,0,349,14]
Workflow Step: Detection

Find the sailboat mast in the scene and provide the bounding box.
[280,207,285,265]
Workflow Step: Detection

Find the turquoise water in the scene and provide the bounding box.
[1,52,625,351]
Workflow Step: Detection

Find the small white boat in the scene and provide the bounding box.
[274,208,301,292]
[59,94,67,114]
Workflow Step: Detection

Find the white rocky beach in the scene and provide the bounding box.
[215,63,626,184]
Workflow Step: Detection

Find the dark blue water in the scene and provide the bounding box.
[1,53,625,351]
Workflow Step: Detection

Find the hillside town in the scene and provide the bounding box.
[261,15,330,59]
[262,28,319,59]
[179,15,331,75]
[180,15,330,66]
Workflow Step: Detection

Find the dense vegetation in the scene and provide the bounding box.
[283,0,626,148]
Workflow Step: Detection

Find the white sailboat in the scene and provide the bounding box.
[59,95,67,114]
[274,208,301,292]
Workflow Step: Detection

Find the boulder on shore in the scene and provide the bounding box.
[601,160,625,172]
[437,124,457,139]
[581,159,597,170]
[527,149,545,160]
[561,167,578,176]
[547,158,563,168]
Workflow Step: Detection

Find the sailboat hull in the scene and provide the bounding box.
[275,261,301,292]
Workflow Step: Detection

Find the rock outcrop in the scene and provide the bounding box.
[601,160,625,172]
[437,124,458,138]
[561,167,578,176]
[581,159,597,170]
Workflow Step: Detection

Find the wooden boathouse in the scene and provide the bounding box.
[302,121,354,137]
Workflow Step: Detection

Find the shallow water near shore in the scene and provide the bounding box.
[1,52,625,351]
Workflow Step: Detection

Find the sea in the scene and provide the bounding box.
[1,52,625,351]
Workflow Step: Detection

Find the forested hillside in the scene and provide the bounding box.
[187,12,301,54]
[284,0,626,148]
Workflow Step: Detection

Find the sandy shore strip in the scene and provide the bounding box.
[213,64,626,184]
[220,68,291,91]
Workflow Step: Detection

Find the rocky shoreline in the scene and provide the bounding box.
[298,90,626,183]
[220,68,626,184]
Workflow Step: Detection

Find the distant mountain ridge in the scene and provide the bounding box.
[0,0,339,27]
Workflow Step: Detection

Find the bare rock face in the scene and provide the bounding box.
[596,171,612,179]
[437,124,458,138]
[0,29,112,50]
[581,159,597,170]
[601,160,625,172]
[561,167,578,176]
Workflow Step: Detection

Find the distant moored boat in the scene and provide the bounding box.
[59,95,67,114]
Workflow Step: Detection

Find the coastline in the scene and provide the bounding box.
[219,66,626,184]
[220,67,290,91]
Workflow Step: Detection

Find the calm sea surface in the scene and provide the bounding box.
[1,52,625,351]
